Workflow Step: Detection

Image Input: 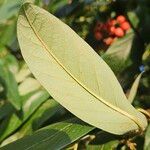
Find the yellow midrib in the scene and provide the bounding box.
[22,3,143,132]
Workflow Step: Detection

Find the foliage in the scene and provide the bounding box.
[0,0,150,149]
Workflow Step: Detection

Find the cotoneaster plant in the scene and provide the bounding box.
[16,2,148,136]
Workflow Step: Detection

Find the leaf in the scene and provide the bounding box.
[17,3,147,135]
[32,100,65,130]
[127,11,139,28]
[144,124,150,150]
[86,140,119,150]
[3,55,19,75]
[142,44,150,63]
[18,77,41,95]
[1,99,63,146]
[0,20,17,46]
[102,30,134,74]
[48,0,68,14]
[15,64,31,83]
[55,0,79,17]
[104,30,134,60]
[0,49,19,75]
[0,89,49,142]
[0,63,21,110]
[0,0,22,23]
[128,73,143,103]
[1,118,94,150]
[0,103,14,121]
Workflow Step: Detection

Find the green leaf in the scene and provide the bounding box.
[1,99,63,146]
[144,124,150,150]
[105,30,134,60]
[0,0,22,23]
[18,77,41,95]
[127,11,139,28]
[142,44,150,64]
[0,20,16,46]
[128,73,143,103]
[15,64,31,83]
[48,0,68,14]
[3,55,19,75]
[0,52,19,75]
[0,103,14,121]
[17,3,147,135]
[86,130,120,150]
[0,46,19,75]
[0,63,21,110]
[102,30,134,74]
[86,140,119,150]
[1,118,94,150]
[0,89,49,142]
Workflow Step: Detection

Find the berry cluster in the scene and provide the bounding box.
[94,15,131,46]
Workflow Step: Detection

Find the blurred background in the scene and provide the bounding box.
[0,0,150,149]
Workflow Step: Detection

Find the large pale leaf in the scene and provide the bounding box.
[17,3,147,135]
[1,118,94,150]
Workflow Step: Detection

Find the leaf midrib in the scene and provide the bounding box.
[22,3,143,132]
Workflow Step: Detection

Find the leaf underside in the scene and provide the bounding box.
[17,3,147,135]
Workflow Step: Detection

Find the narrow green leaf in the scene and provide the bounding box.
[18,77,41,95]
[142,44,150,63]
[0,46,19,75]
[0,89,49,142]
[1,99,63,146]
[128,73,143,103]
[104,30,134,60]
[127,11,139,28]
[144,125,150,150]
[48,0,68,14]
[85,131,120,150]
[17,3,147,135]
[86,140,119,150]
[1,119,94,150]
[0,21,16,47]
[3,55,19,75]
[0,0,22,23]
[102,30,134,73]
[0,63,21,110]
[0,103,14,121]
[15,64,31,83]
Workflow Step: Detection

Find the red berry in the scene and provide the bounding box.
[103,37,114,45]
[94,32,103,40]
[110,26,116,34]
[120,21,130,31]
[116,15,126,24]
[110,19,117,26]
[114,27,124,37]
